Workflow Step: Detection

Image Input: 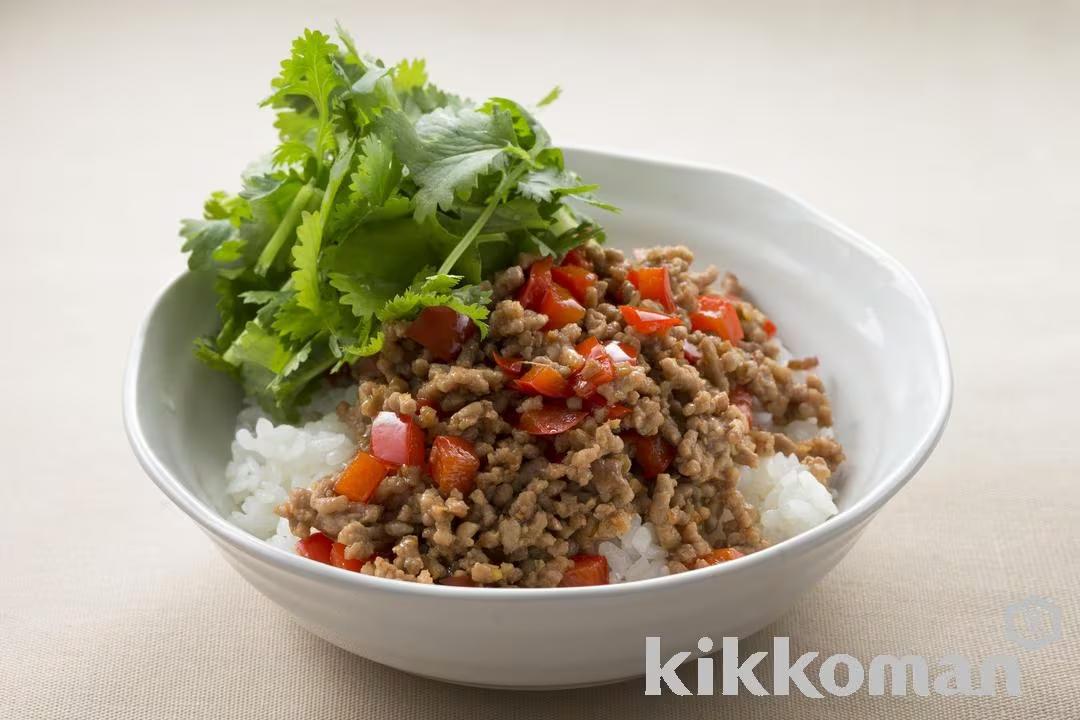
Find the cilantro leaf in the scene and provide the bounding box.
[262,29,342,161]
[328,273,387,317]
[349,133,402,208]
[290,141,355,310]
[180,218,237,271]
[180,192,251,273]
[517,167,595,202]
[393,59,428,92]
[290,210,325,311]
[517,168,619,213]
[385,107,517,220]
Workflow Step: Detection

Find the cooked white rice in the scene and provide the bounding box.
[224,385,357,548]
[738,452,839,544]
[598,515,670,582]
[222,387,839,581]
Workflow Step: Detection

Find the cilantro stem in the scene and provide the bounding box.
[255,181,317,275]
[550,206,579,236]
[438,162,529,276]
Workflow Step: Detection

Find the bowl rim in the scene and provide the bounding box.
[123,145,953,600]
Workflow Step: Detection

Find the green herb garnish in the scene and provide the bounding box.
[180,25,614,420]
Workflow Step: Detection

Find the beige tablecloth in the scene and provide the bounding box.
[2,1,1077,718]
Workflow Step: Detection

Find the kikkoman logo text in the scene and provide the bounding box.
[645,596,1063,698]
[644,636,1021,697]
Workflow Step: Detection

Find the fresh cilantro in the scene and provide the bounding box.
[179,25,615,420]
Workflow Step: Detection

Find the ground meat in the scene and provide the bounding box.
[276,243,843,587]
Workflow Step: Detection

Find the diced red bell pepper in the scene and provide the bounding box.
[729,386,754,427]
[697,294,733,311]
[330,541,367,571]
[517,257,554,310]
[627,266,676,312]
[606,404,632,420]
[492,351,524,378]
[514,365,570,398]
[296,531,334,565]
[683,340,702,365]
[582,392,610,411]
[625,432,676,479]
[763,318,777,337]
[539,284,586,330]
[334,450,390,503]
[619,305,682,335]
[574,336,600,356]
[559,555,609,587]
[371,411,426,467]
[690,310,744,343]
[571,337,616,398]
[701,547,744,565]
[690,295,743,343]
[429,435,481,496]
[603,340,637,364]
[439,574,477,587]
[561,248,590,268]
[517,405,588,435]
[551,264,598,304]
[404,306,476,362]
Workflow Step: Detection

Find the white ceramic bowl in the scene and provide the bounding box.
[124,148,951,689]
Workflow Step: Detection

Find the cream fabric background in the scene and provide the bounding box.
[2,1,1078,717]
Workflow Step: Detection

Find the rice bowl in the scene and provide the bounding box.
[122,21,951,685]
[124,147,952,686]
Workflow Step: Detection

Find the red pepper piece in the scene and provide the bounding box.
[296,531,334,565]
[559,555,609,587]
[517,257,554,310]
[492,352,525,378]
[625,432,676,479]
[551,264,598,304]
[404,306,476,362]
[330,541,367,571]
[514,364,571,398]
[619,305,682,335]
[429,435,481,497]
[539,284,586,330]
[517,405,589,435]
[371,412,425,467]
[334,450,390,503]
[701,547,744,565]
[561,248,590,268]
[692,295,744,343]
[627,266,676,312]
[571,337,616,398]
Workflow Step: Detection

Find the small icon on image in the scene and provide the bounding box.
[1004,597,1062,651]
